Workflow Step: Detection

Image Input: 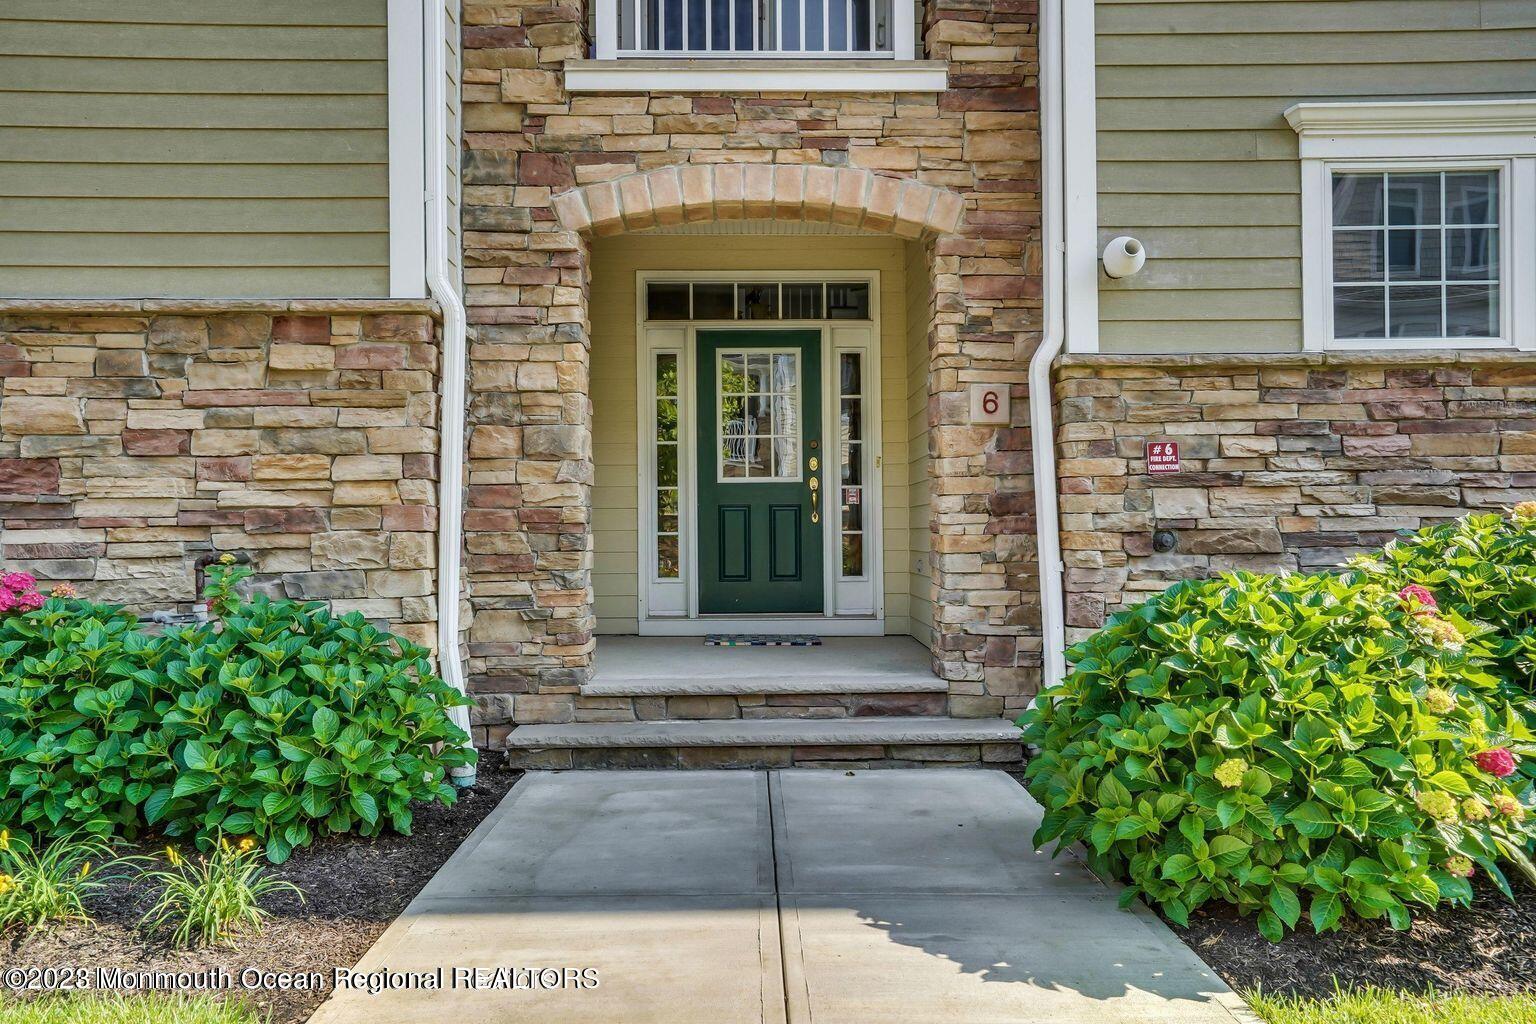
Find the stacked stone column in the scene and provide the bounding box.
[460,0,1042,739]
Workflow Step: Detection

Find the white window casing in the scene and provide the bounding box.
[565,58,946,92]
[1288,99,1536,352]
[634,270,884,633]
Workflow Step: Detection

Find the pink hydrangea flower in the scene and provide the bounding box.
[1397,584,1437,610]
[0,589,15,613]
[1,572,36,594]
[1474,748,1517,778]
[16,591,44,611]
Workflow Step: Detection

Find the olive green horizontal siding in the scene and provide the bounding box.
[0,2,388,298]
[1097,0,1536,354]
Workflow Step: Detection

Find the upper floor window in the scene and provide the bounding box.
[604,0,899,56]
[1287,99,1536,352]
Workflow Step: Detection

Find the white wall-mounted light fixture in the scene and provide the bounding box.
[1101,235,1146,279]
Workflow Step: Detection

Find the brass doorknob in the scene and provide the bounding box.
[809,456,820,471]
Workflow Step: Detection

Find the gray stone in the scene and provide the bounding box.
[281,570,366,600]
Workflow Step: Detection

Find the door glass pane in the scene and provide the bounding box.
[654,353,681,579]
[841,533,863,577]
[738,283,780,320]
[838,351,864,577]
[694,282,735,320]
[827,282,870,319]
[719,349,800,481]
[647,282,689,320]
[782,283,823,319]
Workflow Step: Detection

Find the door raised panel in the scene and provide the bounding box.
[768,504,803,582]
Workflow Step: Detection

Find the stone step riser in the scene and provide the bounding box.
[507,741,1025,771]
[628,692,951,720]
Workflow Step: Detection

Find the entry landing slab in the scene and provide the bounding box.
[582,635,946,695]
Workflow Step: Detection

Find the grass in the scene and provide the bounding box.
[1248,986,1536,1024]
[0,993,262,1023]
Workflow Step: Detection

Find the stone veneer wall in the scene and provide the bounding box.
[0,302,443,649]
[458,0,1043,742]
[1054,351,1536,644]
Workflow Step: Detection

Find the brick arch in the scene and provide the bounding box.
[550,164,965,239]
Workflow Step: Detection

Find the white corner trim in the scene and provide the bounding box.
[565,59,947,93]
[1060,0,1099,353]
[386,0,427,299]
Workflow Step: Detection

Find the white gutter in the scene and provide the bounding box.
[1028,0,1068,689]
[423,0,477,786]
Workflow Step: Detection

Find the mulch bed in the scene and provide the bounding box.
[1003,771,1535,999]
[0,758,520,1024]
[1176,870,1536,999]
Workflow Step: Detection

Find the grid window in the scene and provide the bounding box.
[837,351,865,577]
[654,353,681,579]
[718,351,801,481]
[1331,170,1500,341]
[644,281,871,322]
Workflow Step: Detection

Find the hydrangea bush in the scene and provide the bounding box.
[0,562,475,862]
[1020,551,1536,942]
[1352,508,1536,726]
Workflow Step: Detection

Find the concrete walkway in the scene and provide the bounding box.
[309,771,1255,1024]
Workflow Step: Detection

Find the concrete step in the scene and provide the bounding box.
[503,716,1024,770]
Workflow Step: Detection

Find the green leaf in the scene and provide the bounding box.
[312,706,341,745]
[1310,892,1344,934]
[144,786,175,825]
[304,757,341,788]
[350,790,379,826]
[1287,801,1334,838]
[1427,770,1473,796]
[1268,884,1301,929]
[181,740,216,772]
[1256,909,1284,944]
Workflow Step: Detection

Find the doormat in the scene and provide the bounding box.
[705,634,823,647]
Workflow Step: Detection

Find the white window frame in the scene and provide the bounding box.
[1288,99,1536,352]
[635,269,884,634]
[714,346,805,484]
[571,0,944,91]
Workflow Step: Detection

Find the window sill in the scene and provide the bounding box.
[564,58,947,93]
[1325,338,1516,352]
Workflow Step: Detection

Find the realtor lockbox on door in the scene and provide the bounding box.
[969,383,1010,425]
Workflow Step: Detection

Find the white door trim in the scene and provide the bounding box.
[634,270,884,635]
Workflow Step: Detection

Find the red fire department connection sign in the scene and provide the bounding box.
[1146,441,1181,475]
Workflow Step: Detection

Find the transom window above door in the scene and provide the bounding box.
[646,280,871,322]
[717,350,802,481]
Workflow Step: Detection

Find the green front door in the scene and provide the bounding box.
[696,329,824,615]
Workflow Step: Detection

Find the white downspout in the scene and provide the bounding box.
[423,0,476,786]
[1028,0,1068,689]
